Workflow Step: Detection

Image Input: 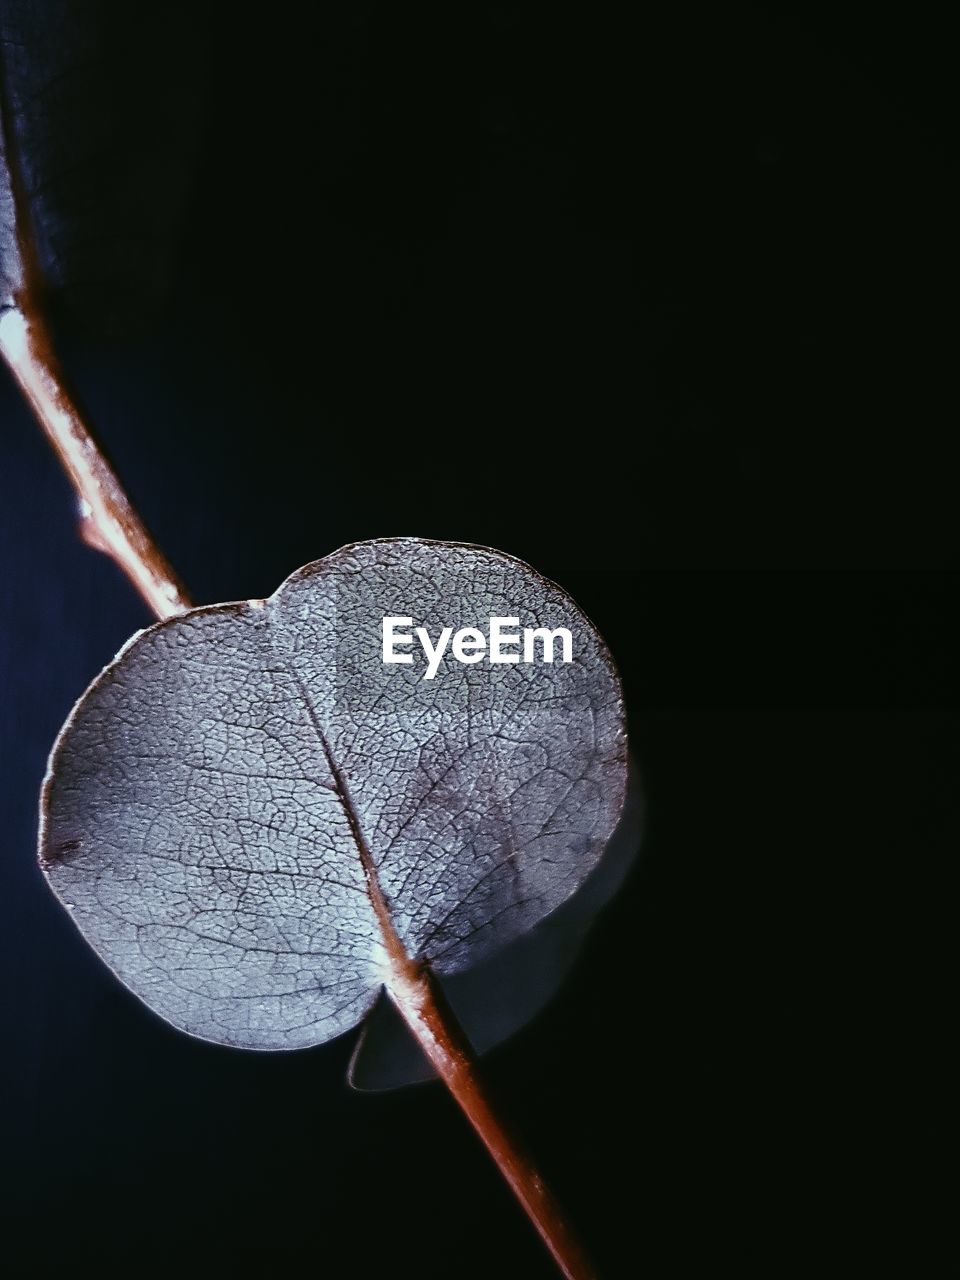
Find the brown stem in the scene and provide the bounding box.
[1,295,596,1280]
[325,724,600,1280]
[385,961,598,1280]
[0,304,192,619]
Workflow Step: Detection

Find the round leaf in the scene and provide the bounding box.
[41,538,627,1049]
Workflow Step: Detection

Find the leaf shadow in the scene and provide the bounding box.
[349,757,643,1091]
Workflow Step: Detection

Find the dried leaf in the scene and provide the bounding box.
[40,538,627,1050]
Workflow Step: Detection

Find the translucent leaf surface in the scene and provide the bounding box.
[40,538,627,1049]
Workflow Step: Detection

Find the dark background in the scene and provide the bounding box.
[0,5,953,1275]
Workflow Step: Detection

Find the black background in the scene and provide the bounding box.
[0,6,953,1276]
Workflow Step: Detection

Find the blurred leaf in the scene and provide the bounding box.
[349,758,643,1090]
[1,0,207,329]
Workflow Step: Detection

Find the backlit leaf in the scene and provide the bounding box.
[40,538,627,1050]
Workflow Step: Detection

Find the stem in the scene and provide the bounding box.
[0,304,192,619]
[324,726,600,1280]
[385,961,598,1280]
[1,294,597,1280]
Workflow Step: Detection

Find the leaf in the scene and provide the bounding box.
[1,1,206,329]
[349,758,643,1090]
[40,537,627,1050]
